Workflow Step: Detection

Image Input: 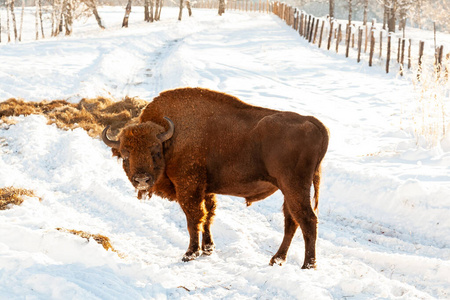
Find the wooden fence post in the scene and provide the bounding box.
[318,20,324,48]
[397,38,401,63]
[379,31,383,58]
[299,12,304,36]
[352,26,355,48]
[437,45,444,66]
[345,25,351,57]
[386,35,391,73]
[313,18,319,44]
[306,15,311,39]
[357,27,363,63]
[327,20,334,50]
[309,17,315,42]
[294,10,298,31]
[400,38,405,76]
[336,23,342,53]
[408,39,412,69]
[369,29,375,66]
[364,24,368,52]
[418,40,424,69]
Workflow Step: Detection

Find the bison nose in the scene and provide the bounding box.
[133,174,152,190]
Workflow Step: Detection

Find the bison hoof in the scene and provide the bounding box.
[182,250,201,262]
[269,256,286,266]
[202,244,215,256]
[301,262,317,269]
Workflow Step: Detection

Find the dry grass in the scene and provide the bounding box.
[0,96,148,138]
[56,228,125,258]
[411,58,450,148]
[0,187,41,210]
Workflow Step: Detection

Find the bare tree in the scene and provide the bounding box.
[218,0,225,15]
[19,0,24,41]
[329,0,334,19]
[39,0,45,38]
[144,0,151,21]
[10,0,18,41]
[178,0,183,20]
[387,0,397,32]
[35,0,40,39]
[363,0,368,25]
[63,0,73,35]
[348,0,352,25]
[6,0,12,42]
[156,0,163,21]
[83,0,105,29]
[122,0,132,27]
[52,0,65,36]
[186,0,192,16]
[155,0,161,21]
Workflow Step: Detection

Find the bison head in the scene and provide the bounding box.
[102,117,174,198]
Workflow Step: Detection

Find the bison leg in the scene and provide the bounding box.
[270,202,298,266]
[202,193,216,255]
[279,180,318,269]
[178,185,207,262]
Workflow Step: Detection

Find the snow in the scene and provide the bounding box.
[1,7,450,299]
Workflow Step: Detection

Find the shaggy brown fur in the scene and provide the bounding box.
[103,87,329,269]
[56,228,124,257]
[0,187,41,210]
[0,97,148,138]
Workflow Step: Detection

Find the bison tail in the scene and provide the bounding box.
[312,165,321,214]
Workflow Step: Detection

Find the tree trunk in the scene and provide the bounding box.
[35,0,39,39]
[178,0,183,21]
[10,0,18,41]
[6,0,11,42]
[398,7,406,32]
[362,0,368,25]
[155,0,162,21]
[348,0,352,25]
[329,0,334,19]
[51,0,56,36]
[149,0,154,22]
[122,0,132,27]
[383,0,387,30]
[54,0,65,36]
[186,0,192,16]
[92,7,105,29]
[218,0,225,15]
[388,0,396,33]
[39,0,45,38]
[19,0,24,41]
[158,0,163,20]
[63,0,73,35]
[416,0,421,29]
[84,0,105,29]
[144,0,150,22]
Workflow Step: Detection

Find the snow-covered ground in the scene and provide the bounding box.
[1,7,449,299]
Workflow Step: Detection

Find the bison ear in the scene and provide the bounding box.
[157,117,174,142]
[111,148,121,158]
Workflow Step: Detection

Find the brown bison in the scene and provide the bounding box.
[102,87,329,269]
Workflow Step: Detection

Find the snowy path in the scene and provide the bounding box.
[1,7,449,299]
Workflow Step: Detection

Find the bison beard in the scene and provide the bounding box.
[102,87,329,269]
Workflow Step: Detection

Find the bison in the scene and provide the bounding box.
[102,87,329,269]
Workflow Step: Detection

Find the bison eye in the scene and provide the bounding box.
[151,145,162,159]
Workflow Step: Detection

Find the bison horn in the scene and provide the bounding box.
[157,117,175,142]
[102,126,120,149]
